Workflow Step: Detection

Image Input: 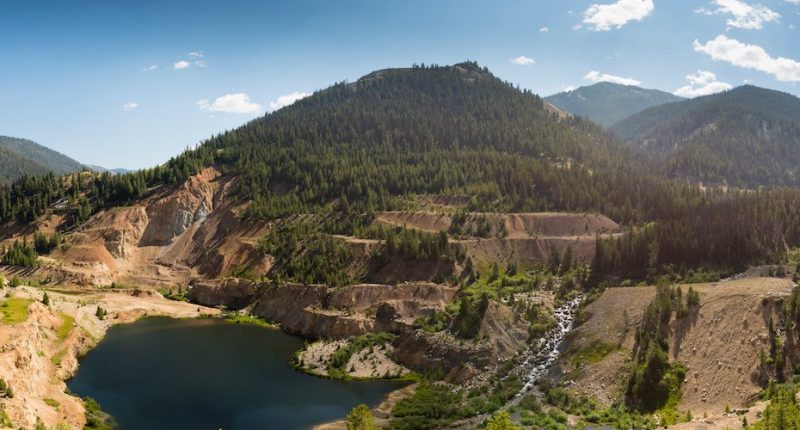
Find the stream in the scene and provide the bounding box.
[519,294,584,394]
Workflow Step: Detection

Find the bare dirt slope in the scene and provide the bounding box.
[0,285,218,429]
[561,277,793,417]
[377,211,622,266]
[377,211,619,237]
[3,167,271,288]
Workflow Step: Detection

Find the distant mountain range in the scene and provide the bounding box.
[0,136,135,183]
[0,136,85,183]
[611,85,800,187]
[87,165,133,175]
[545,82,684,127]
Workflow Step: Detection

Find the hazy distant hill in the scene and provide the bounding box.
[87,165,134,175]
[545,82,684,127]
[611,85,800,187]
[0,136,84,183]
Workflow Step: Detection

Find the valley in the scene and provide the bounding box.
[2,61,800,430]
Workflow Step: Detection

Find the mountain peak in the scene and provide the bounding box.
[356,61,495,85]
[544,83,683,127]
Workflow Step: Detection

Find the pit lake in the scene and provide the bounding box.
[68,317,403,430]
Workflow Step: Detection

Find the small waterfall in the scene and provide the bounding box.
[519,294,583,394]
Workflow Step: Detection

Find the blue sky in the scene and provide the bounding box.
[1,0,798,169]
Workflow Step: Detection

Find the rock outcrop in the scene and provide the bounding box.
[187,278,259,310]
[392,330,494,375]
[390,299,529,377]
[249,282,457,339]
[34,167,271,288]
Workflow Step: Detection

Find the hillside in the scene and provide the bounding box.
[545,82,683,127]
[611,85,800,187]
[4,62,800,430]
[561,277,794,425]
[0,136,84,183]
[4,63,800,278]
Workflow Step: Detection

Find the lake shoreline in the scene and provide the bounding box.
[1,284,408,429]
[0,285,219,429]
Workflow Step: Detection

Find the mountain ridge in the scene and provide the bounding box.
[610,85,800,187]
[0,135,85,183]
[544,81,684,127]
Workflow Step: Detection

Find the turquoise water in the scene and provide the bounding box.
[68,317,401,430]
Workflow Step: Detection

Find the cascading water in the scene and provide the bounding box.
[519,294,584,394]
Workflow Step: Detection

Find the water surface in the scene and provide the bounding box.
[68,317,401,430]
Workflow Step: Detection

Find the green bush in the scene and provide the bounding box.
[390,383,469,430]
[2,240,38,267]
[83,397,117,429]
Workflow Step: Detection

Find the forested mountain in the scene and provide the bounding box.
[545,82,683,127]
[3,62,800,278]
[0,136,84,183]
[611,86,800,187]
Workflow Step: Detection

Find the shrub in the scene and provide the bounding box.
[346,404,375,430]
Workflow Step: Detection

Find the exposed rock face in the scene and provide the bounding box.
[188,278,259,310]
[392,330,494,374]
[479,300,529,358]
[249,282,457,340]
[390,300,528,377]
[329,282,458,319]
[139,171,216,246]
[38,167,271,287]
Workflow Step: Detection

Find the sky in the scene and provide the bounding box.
[1,0,798,169]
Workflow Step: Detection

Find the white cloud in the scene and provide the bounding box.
[141,65,158,72]
[693,34,800,82]
[122,102,139,111]
[268,91,311,111]
[696,0,779,30]
[189,52,206,67]
[583,0,654,31]
[583,70,642,86]
[197,93,262,114]
[539,26,550,32]
[562,85,577,92]
[511,56,536,66]
[174,60,191,70]
[791,24,797,29]
[785,0,800,4]
[674,70,733,97]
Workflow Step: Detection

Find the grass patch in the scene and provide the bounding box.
[654,364,689,426]
[43,398,59,409]
[0,298,33,324]
[571,341,618,368]
[389,382,471,430]
[83,397,117,430]
[0,404,11,427]
[540,383,657,429]
[51,348,68,366]
[159,286,189,302]
[55,313,75,341]
[223,313,275,328]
